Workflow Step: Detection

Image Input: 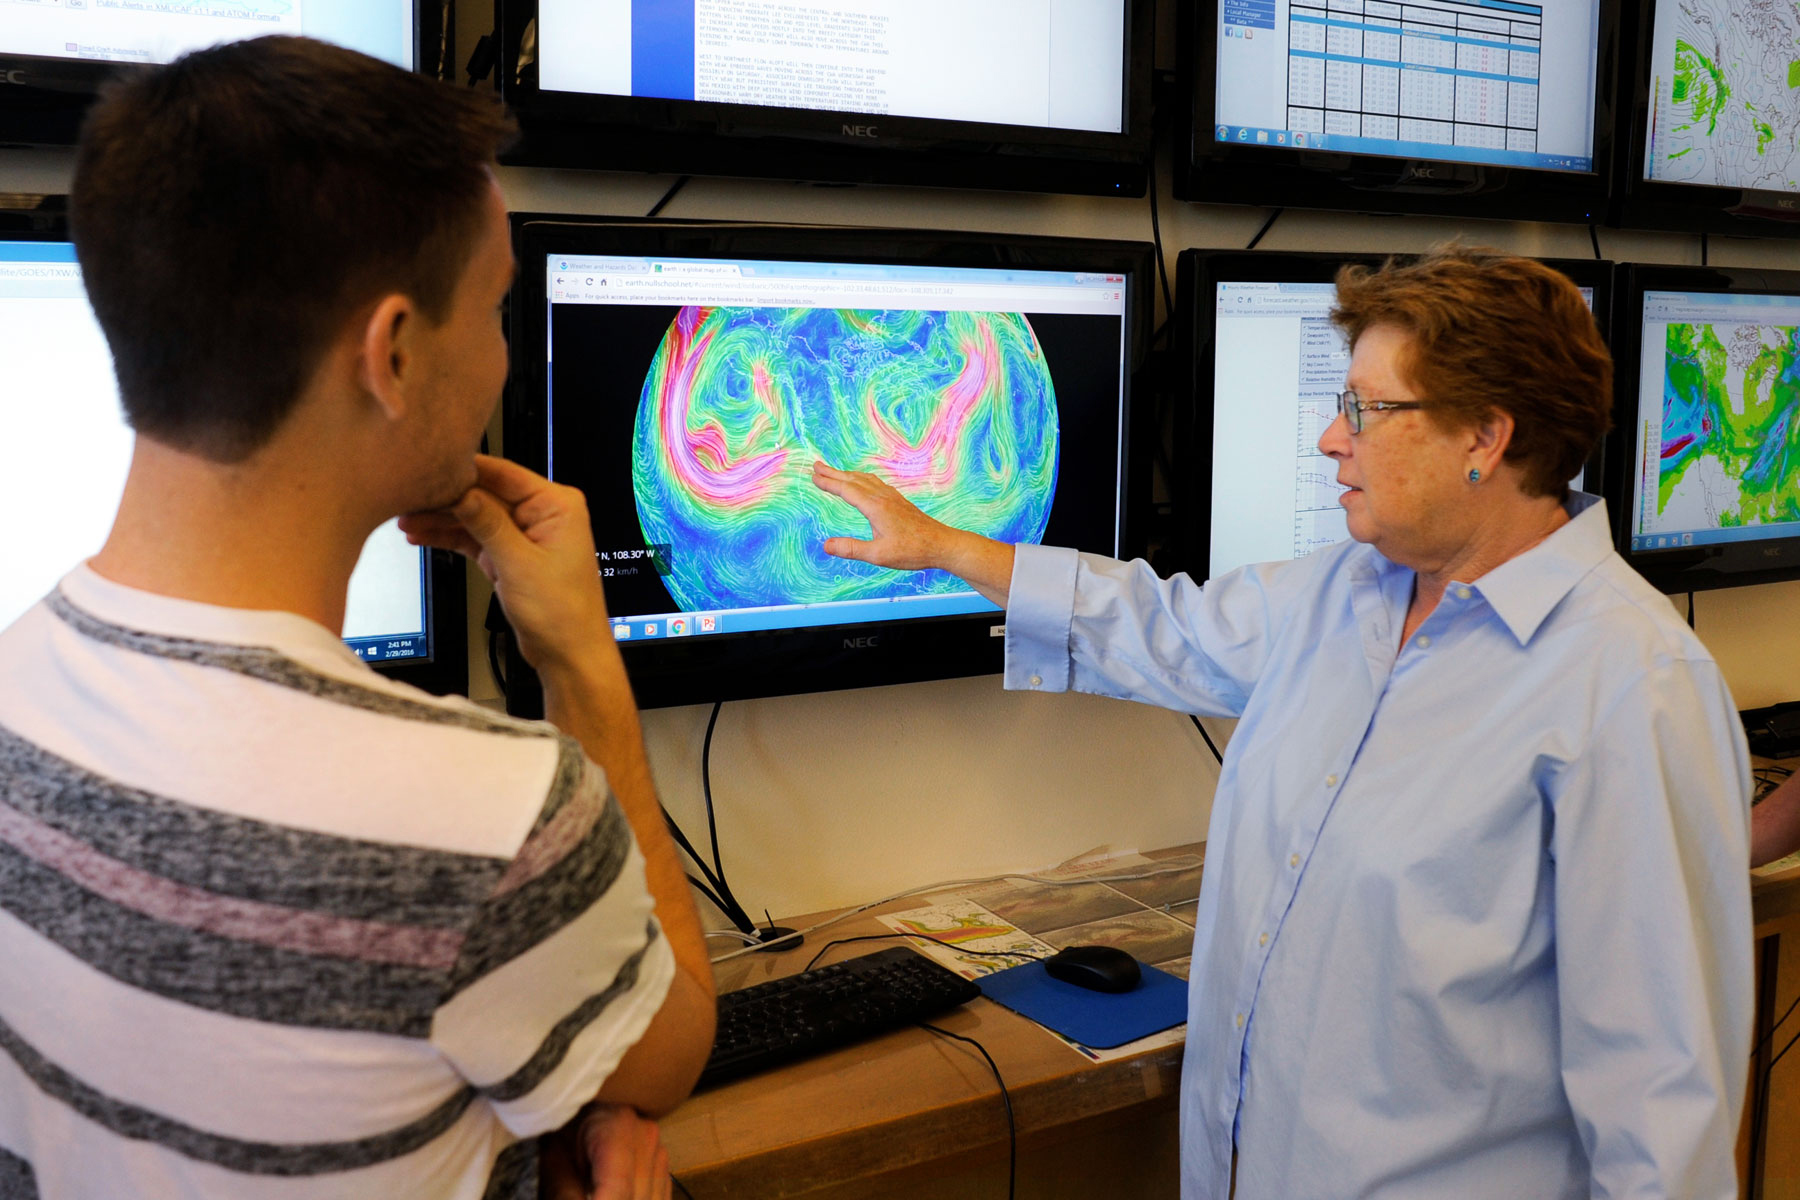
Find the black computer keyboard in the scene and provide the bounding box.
[699,945,983,1088]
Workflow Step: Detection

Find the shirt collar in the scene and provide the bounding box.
[1454,491,1613,646]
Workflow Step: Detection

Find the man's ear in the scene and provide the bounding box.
[358,293,417,423]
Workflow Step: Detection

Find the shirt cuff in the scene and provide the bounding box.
[1003,544,1079,693]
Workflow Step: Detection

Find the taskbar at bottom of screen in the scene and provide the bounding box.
[610,593,1002,642]
[1632,521,1800,552]
[344,634,429,662]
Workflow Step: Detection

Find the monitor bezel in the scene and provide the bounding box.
[493,0,1152,198]
[0,193,468,694]
[0,4,449,148]
[1604,262,1800,593]
[1174,0,1621,224]
[503,214,1156,711]
[1612,2,1800,237]
[1177,249,1615,582]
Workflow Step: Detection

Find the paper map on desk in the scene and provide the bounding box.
[876,854,1197,1065]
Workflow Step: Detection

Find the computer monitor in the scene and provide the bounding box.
[0,197,466,694]
[1177,0,1619,223]
[1606,264,1800,592]
[495,0,1151,197]
[504,216,1154,709]
[1615,1,1800,235]
[0,3,448,146]
[1178,250,1610,581]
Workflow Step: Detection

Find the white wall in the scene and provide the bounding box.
[9,16,1800,931]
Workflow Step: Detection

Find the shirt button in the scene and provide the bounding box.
[1258,932,1269,947]
[1235,1013,1245,1029]
[1416,635,1432,649]
[1029,675,1042,687]
[1289,853,1300,868]
[1456,586,1471,600]
[1325,774,1338,788]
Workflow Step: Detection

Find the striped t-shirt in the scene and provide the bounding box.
[0,565,675,1199]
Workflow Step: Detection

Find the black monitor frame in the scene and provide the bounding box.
[1603,262,1800,593]
[503,215,1156,712]
[1174,0,1621,224]
[1612,2,1800,237]
[0,5,451,148]
[1177,249,1614,581]
[0,193,468,695]
[493,0,1152,197]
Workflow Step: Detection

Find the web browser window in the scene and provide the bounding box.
[0,239,430,659]
[1212,0,1600,172]
[543,252,1130,642]
[537,0,1126,134]
[1629,290,1800,552]
[1,0,415,70]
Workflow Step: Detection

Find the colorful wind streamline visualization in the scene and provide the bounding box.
[632,306,1060,611]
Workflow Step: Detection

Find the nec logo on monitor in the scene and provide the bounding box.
[0,69,29,86]
[843,636,881,650]
[841,124,879,139]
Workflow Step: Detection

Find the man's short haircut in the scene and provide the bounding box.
[71,36,516,462]
[1330,246,1612,498]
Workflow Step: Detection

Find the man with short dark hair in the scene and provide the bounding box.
[0,35,713,1200]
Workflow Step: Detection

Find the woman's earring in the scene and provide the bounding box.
[1468,468,1481,483]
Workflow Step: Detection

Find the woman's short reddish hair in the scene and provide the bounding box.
[1330,246,1612,497]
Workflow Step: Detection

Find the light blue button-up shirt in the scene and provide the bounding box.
[1005,495,1752,1199]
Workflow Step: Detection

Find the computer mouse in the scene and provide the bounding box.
[1042,944,1142,994]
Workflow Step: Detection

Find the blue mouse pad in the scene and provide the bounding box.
[975,960,1188,1049]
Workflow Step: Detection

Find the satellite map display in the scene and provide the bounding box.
[1644,0,1800,191]
[631,305,1060,612]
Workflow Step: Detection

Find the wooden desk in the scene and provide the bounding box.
[1746,863,1800,1200]
[661,846,1201,1199]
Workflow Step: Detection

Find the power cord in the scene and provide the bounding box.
[647,176,691,219]
[671,1173,694,1199]
[919,1022,1016,1200]
[1588,224,1602,261]
[1752,991,1800,1062]
[1189,713,1224,764]
[1686,592,1696,630]
[1147,152,1174,342]
[1245,208,1284,251]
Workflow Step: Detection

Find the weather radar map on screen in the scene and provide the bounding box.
[1641,0,1800,192]
[1629,291,1800,551]
[544,254,1127,646]
[633,306,1059,613]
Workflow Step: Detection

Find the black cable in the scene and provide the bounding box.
[1588,224,1602,261]
[646,175,690,219]
[1686,592,1696,630]
[1147,154,1174,340]
[1752,991,1800,1061]
[671,1173,695,1200]
[803,932,1045,973]
[1189,713,1224,764]
[701,702,731,891]
[1771,1021,1800,1071]
[1245,208,1284,251]
[486,630,507,695]
[919,1022,1015,1200]
[1701,233,1709,267]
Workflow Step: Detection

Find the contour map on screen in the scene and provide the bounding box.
[1644,0,1800,191]
[1655,322,1800,530]
[632,306,1059,611]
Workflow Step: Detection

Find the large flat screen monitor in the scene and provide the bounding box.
[1177,0,1618,223]
[495,0,1151,196]
[504,216,1154,709]
[0,198,466,694]
[1607,264,1800,591]
[0,3,447,146]
[1178,250,1610,581]
[1615,0,1800,235]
